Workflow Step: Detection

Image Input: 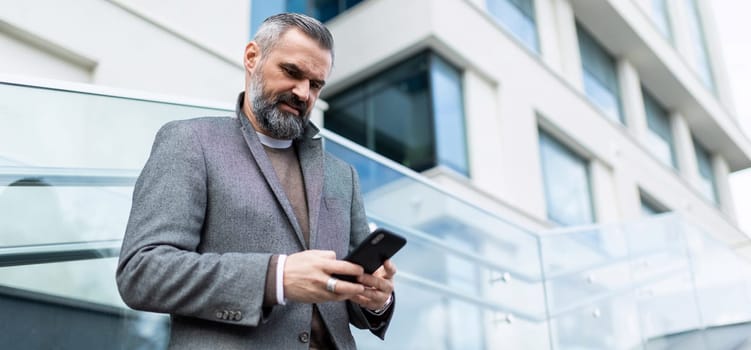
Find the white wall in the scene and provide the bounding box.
[1,0,245,103]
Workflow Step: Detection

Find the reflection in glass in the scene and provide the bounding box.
[486,0,539,53]
[694,138,718,204]
[635,0,673,42]
[577,23,624,124]
[643,88,677,169]
[682,0,715,92]
[538,130,594,226]
[252,0,364,32]
[325,52,468,175]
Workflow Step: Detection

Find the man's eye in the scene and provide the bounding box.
[311,82,323,90]
[283,67,301,78]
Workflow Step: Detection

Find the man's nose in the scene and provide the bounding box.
[292,80,310,102]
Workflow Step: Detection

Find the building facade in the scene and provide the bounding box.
[2,0,751,349]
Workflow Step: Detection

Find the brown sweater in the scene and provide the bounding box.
[262,144,335,349]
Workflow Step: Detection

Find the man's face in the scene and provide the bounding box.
[246,29,332,139]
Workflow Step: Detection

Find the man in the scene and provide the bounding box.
[116,13,396,349]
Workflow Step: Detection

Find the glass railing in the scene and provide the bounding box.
[323,134,549,349]
[540,214,751,349]
[0,80,229,349]
[2,79,751,349]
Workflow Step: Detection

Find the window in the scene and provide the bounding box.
[577,24,624,124]
[642,88,677,169]
[635,0,673,42]
[325,52,468,175]
[640,192,666,216]
[683,0,715,92]
[251,0,363,35]
[539,130,595,226]
[694,139,718,204]
[650,0,673,41]
[486,0,539,52]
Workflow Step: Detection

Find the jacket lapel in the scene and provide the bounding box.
[235,100,307,249]
[296,125,324,250]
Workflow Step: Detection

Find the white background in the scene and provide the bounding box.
[714,0,751,234]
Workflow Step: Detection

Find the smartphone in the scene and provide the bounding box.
[333,228,407,283]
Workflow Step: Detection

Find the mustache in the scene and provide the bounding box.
[274,92,308,116]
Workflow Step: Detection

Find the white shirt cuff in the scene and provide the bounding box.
[276,254,287,305]
[367,293,393,315]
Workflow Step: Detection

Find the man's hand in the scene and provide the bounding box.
[349,259,397,310]
[283,250,365,303]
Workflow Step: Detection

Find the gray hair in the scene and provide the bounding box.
[254,13,334,66]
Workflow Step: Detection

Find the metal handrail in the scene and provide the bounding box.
[0,239,122,267]
[0,166,139,186]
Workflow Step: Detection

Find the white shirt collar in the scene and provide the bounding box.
[256,132,292,149]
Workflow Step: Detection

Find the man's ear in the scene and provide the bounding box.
[244,41,261,72]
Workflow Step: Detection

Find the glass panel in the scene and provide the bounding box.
[684,222,751,329]
[323,133,550,349]
[643,88,677,169]
[324,88,368,146]
[250,0,286,37]
[0,82,228,349]
[281,0,362,23]
[368,63,435,171]
[650,0,673,41]
[325,52,468,174]
[486,0,540,52]
[539,130,594,226]
[0,84,227,247]
[549,295,643,350]
[312,0,340,22]
[683,0,715,92]
[0,185,132,246]
[635,0,673,42]
[344,0,363,9]
[430,54,469,175]
[577,24,624,124]
[694,139,718,204]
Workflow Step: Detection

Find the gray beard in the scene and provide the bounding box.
[249,73,310,140]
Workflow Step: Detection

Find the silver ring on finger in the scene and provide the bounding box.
[326,277,338,293]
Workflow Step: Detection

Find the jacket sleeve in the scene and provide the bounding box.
[345,165,395,339]
[116,121,273,327]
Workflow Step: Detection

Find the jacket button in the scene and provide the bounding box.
[298,332,310,343]
[215,311,224,319]
[233,311,243,321]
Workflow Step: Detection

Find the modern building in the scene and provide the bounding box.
[2,0,751,349]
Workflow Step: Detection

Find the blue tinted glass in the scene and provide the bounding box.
[583,72,622,123]
[344,0,363,9]
[326,52,467,174]
[369,66,435,171]
[578,24,623,123]
[683,0,715,91]
[250,0,286,37]
[313,0,339,22]
[539,131,594,226]
[430,55,468,175]
[643,89,677,168]
[694,139,718,203]
[487,0,539,52]
[650,0,673,41]
[286,0,307,13]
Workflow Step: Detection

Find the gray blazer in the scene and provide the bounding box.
[117,96,393,349]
